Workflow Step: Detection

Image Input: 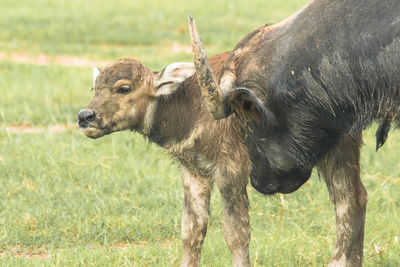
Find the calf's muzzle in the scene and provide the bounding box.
[78,109,95,128]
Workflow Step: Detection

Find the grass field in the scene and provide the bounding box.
[0,0,399,266]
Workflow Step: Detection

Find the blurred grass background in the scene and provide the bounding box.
[0,0,304,63]
[0,0,399,266]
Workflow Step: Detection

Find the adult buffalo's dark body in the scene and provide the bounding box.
[216,0,400,195]
[78,0,400,266]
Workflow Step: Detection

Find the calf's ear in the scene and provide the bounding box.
[154,62,195,96]
[92,67,101,88]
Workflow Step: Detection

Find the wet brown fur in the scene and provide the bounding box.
[151,54,253,266]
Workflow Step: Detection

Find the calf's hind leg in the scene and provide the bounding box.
[217,172,251,267]
[317,134,367,267]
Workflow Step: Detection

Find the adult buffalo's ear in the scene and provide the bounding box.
[92,67,101,88]
[154,62,195,96]
[223,88,276,128]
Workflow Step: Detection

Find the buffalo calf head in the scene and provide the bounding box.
[78,59,195,138]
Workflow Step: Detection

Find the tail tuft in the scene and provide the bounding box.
[375,120,391,151]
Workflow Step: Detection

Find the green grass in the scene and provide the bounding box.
[0,0,399,265]
[0,130,181,250]
[0,0,308,60]
[0,127,399,266]
[0,62,91,126]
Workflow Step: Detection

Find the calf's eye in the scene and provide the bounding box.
[117,86,131,94]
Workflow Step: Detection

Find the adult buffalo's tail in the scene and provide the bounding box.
[376,120,391,151]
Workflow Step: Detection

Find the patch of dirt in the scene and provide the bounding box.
[0,241,173,259]
[5,125,76,134]
[172,43,192,53]
[0,42,192,67]
[0,52,109,67]
[0,252,51,259]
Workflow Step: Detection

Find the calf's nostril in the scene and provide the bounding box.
[86,114,95,121]
[78,109,95,122]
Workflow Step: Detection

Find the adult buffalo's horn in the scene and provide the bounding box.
[188,15,228,120]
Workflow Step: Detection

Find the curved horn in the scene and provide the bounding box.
[188,15,228,120]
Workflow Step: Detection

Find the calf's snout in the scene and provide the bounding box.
[78,109,95,127]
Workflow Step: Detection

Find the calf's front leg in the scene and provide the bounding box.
[180,167,213,267]
[317,134,367,267]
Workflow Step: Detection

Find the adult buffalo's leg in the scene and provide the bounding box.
[217,171,251,267]
[317,134,367,267]
[180,167,213,267]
